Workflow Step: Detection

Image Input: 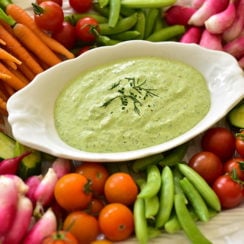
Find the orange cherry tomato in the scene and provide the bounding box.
[104,172,138,206]
[54,173,92,211]
[98,203,134,242]
[63,211,100,244]
[86,197,106,216]
[42,230,78,244]
[76,162,109,196]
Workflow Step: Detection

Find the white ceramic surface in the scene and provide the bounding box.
[7,41,244,162]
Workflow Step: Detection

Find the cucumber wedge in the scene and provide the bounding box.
[227,102,244,129]
[0,131,16,159]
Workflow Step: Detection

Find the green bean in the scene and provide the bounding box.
[109,0,121,27]
[174,194,212,244]
[99,12,138,35]
[177,163,221,212]
[64,13,108,25]
[155,166,174,228]
[121,0,176,8]
[145,195,159,219]
[146,25,185,42]
[144,8,160,38]
[158,143,188,167]
[134,198,148,244]
[110,30,140,40]
[132,153,164,172]
[180,177,210,222]
[164,213,181,234]
[134,10,146,40]
[138,165,161,198]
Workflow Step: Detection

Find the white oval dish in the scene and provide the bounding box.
[7,41,244,162]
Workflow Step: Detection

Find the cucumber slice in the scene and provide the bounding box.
[228,102,244,129]
[0,132,15,159]
[15,142,42,180]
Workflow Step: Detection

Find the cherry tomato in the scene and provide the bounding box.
[52,21,76,49]
[33,1,64,32]
[224,157,244,181]
[98,203,134,242]
[69,0,92,13]
[63,211,100,244]
[104,172,138,206]
[212,174,243,209]
[201,127,236,161]
[36,0,63,6]
[76,162,109,196]
[236,130,244,158]
[86,197,106,216]
[189,151,223,185]
[54,173,92,211]
[75,17,99,43]
[42,230,78,244]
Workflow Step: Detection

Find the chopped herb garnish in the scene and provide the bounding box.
[101,77,158,115]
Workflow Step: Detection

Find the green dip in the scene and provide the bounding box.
[54,56,210,153]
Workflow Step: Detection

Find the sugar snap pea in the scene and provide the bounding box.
[98,0,109,8]
[145,195,160,219]
[134,198,148,244]
[158,143,188,167]
[137,164,161,198]
[174,194,212,244]
[99,12,138,35]
[110,30,141,40]
[155,166,174,228]
[164,213,181,234]
[97,34,120,45]
[146,25,185,42]
[64,13,108,25]
[121,0,176,8]
[144,8,160,38]
[109,0,121,27]
[134,10,146,39]
[177,163,221,212]
[132,153,164,172]
[93,3,110,17]
[180,177,210,222]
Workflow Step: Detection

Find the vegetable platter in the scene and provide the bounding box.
[0,0,243,243]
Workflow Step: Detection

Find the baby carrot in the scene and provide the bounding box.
[0,62,27,90]
[0,96,7,115]
[0,72,11,81]
[0,23,44,75]
[6,4,75,60]
[0,48,22,65]
[13,23,62,67]
[18,63,36,81]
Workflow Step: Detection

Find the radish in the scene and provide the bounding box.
[199,29,224,50]
[34,167,58,206]
[180,26,203,43]
[0,176,18,236]
[3,196,33,244]
[51,158,72,179]
[164,5,196,25]
[223,36,244,58]
[22,208,57,244]
[238,56,244,68]
[0,151,31,175]
[222,0,244,42]
[5,174,29,195]
[188,0,229,26]
[191,0,205,9]
[204,0,236,34]
[25,175,42,204]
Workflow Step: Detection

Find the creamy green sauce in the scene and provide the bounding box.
[54,57,210,153]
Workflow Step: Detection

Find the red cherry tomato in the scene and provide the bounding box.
[69,0,92,13]
[212,174,243,209]
[224,157,244,181]
[33,1,64,32]
[75,17,99,43]
[236,130,244,158]
[52,21,76,49]
[201,127,236,162]
[36,0,63,6]
[188,151,223,185]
